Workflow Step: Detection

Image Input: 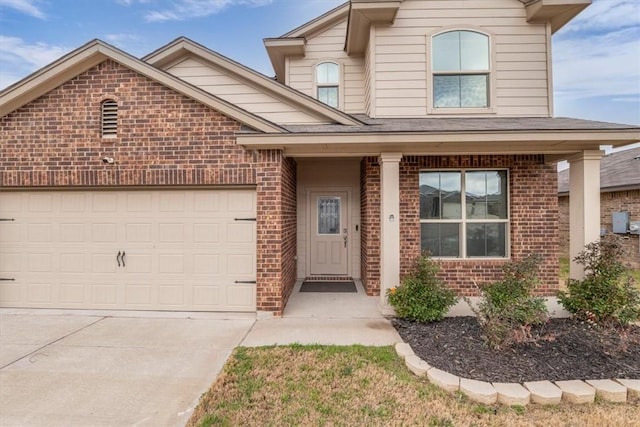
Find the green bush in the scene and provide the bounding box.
[470,254,548,350]
[386,254,457,323]
[558,234,640,327]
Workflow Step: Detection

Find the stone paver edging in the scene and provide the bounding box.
[395,342,638,406]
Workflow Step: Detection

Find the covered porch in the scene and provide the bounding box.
[242,117,640,314]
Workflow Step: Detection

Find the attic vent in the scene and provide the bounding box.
[101,99,118,138]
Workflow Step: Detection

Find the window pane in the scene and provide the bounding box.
[466,171,507,219]
[466,223,506,257]
[422,223,460,257]
[318,87,339,108]
[460,31,489,70]
[433,31,460,71]
[317,62,339,84]
[434,75,460,108]
[460,75,488,108]
[318,197,340,234]
[420,172,461,219]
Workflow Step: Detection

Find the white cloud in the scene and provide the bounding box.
[553,0,640,110]
[145,0,273,22]
[0,0,46,19]
[0,36,70,88]
[558,0,639,33]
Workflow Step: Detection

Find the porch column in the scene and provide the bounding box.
[568,150,603,280]
[379,152,402,311]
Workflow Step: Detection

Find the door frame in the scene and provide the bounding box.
[305,186,352,277]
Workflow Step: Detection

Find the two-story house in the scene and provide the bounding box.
[1,0,639,315]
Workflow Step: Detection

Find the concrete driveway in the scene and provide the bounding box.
[0,309,255,427]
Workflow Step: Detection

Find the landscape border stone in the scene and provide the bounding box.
[395,342,638,406]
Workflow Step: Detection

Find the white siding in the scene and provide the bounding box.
[167,58,327,125]
[373,0,551,117]
[288,20,367,114]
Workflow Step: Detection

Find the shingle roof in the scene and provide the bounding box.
[558,146,640,194]
[283,117,640,134]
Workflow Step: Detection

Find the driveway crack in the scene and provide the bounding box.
[0,316,107,369]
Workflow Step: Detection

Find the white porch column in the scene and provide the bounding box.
[379,152,402,311]
[568,150,603,280]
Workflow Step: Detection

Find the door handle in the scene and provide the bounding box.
[116,251,121,267]
[343,234,348,248]
[121,251,126,267]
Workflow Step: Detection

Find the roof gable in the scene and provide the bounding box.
[143,37,361,126]
[0,39,286,133]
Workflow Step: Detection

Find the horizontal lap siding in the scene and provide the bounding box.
[168,58,325,124]
[287,20,366,114]
[374,0,550,117]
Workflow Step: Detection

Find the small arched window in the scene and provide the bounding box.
[432,30,490,108]
[316,62,339,108]
[101,99,118,138]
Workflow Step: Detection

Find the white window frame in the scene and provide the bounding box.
[426,27,497,115]
[419,169,510,259]
[314,60,342,109]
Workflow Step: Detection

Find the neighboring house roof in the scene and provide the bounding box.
[0,39,286,134]
[558,147,640,194]
[143,37,361,126]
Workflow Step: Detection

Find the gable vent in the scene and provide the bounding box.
[101,99,118,138]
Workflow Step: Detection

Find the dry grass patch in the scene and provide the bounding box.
[187,345,639,427]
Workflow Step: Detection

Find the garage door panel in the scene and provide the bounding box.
[28,194,54,212]
[60,223,86,242]
[60,284,85,304]
[0,189,256,312]
[1,222,23,242]
[126,223,153,243]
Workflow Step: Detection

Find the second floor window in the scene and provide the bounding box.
[432,30,490,109]
[316,62,339,108]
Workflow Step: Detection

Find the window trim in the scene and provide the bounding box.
[101,98,118,139]
[314,60,343,109]
[419,168,510,259]
[426,27,497,115]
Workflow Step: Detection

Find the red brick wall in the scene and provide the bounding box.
[360,157,381,295]
[398,155,559,296]
[0,59,296,312]
[0,60,254,187]
[559,190,640,270]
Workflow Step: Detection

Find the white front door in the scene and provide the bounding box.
[310,192,348,275]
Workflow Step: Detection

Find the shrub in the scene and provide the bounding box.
[557,234,640,327]
[386,254,457,323]
[469,254,548,350]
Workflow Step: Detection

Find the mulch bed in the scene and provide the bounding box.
[392,317,640,383]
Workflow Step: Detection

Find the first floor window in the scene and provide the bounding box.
[420,170,508,258]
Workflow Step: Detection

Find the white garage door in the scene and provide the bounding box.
[0,189,256,312]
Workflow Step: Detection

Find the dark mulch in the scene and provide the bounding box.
[392,317,640,383]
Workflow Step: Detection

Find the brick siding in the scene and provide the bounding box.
[360,157,381,295]
[559,190,640,270]
[362,155,559,297]
[0,59,296,312]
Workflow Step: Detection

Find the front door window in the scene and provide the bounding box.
[318,197,341,235]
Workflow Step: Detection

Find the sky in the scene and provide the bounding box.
[0,0,639,132]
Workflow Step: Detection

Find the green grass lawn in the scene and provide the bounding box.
[187,345,639,427]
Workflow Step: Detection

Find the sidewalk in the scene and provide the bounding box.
[240,280,402,347]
